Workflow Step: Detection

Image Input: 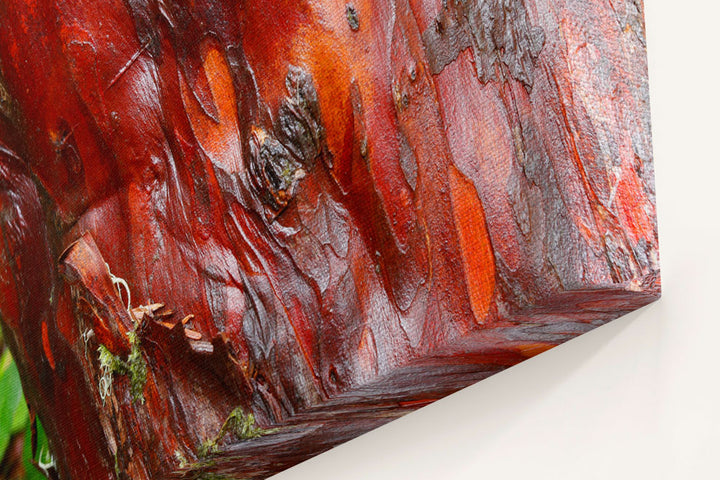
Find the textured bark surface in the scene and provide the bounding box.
[0,0,658,478]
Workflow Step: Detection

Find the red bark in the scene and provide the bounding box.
[0,0,658,478]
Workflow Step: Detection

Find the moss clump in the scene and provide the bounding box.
[98,345,120,403]
[197,439,219,459]
[174,450,189,469]
[125,330,147,402]
[97,329,147,404]
[198,407,276,458]
[222,407,271,440]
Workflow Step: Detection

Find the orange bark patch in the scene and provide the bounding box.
[42,320,55,370]
[614,162,655,243]
[448,165,496,324]
[180,45,242,173]
[515,343,555,358]
[357,326,378,375]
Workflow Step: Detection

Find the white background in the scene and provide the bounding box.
[275,1,720,478]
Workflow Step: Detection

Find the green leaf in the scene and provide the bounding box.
[0,348,29,461]
[23,417,51,480]
[11,395,29,432]
[0,347,54,478]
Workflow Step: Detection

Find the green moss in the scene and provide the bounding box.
[174,450,189,469]
[197,407,276,459]
[114,452,121,477]
[221,407,272,440]
[125,331,147,403]
[97,329,147,404]
[194,474,235,480]
[197,439,219,459]
[98,344,120,403]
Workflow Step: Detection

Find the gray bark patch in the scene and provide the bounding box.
[422,0,546,88]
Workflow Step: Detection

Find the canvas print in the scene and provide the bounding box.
[0,0,659,478]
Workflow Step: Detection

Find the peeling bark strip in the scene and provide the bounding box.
[0,0,657,479]
[423,0,546,87]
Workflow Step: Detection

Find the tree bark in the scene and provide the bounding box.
[0,0,659,478]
